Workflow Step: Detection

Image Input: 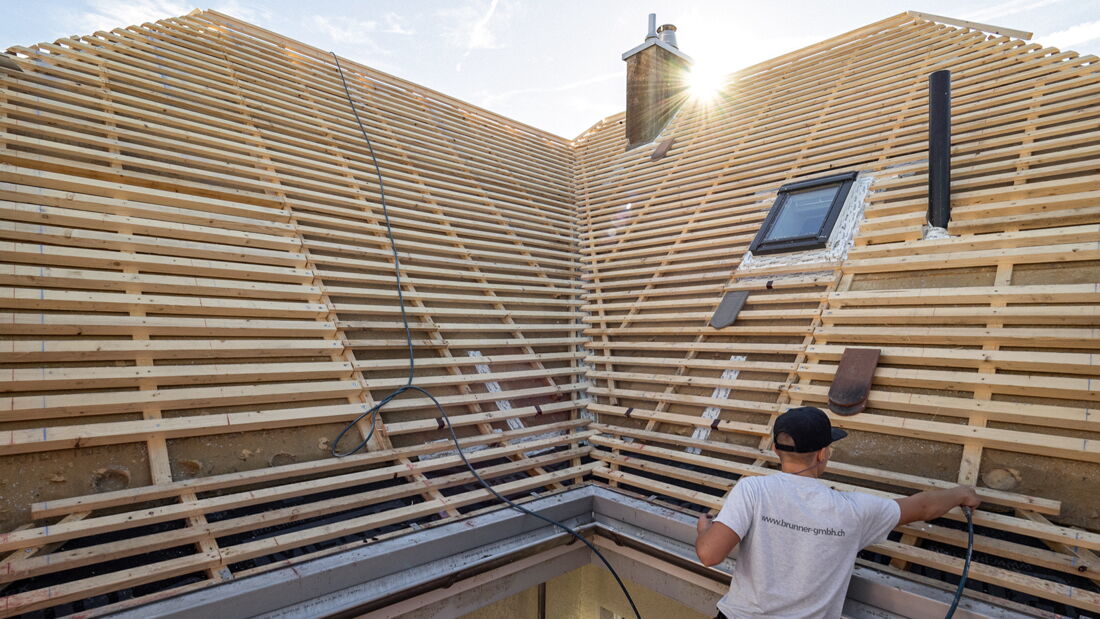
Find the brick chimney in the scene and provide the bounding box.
[621,14,692,150]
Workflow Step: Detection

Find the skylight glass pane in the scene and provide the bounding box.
[766,185,839,240]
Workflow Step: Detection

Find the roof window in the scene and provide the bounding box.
[748,171,857,255]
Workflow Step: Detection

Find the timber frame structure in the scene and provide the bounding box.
[1,8,1099,617]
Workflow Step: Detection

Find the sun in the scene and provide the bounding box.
[687,63,727,101]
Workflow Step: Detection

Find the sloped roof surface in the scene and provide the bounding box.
[1,9,1099,616]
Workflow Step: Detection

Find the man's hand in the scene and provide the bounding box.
[697,513,714,535]
[956,485,981,509]
[695,513,741,567]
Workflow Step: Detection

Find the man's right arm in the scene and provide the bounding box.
[695,514,741,567]
[896,486,981,525]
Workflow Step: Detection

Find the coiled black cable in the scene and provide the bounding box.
[944,506,974,619]
[327,52,642,619]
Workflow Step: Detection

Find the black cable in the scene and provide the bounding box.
[945,506,974,619]
[327,52,642,619]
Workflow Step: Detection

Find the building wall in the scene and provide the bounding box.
[459,564,710,619]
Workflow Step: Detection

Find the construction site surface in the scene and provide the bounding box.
[1,8,1099,618]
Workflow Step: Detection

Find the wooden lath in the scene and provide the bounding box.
[0,8,584,617]
[578,11,1100,615]
[1,7,1098,617]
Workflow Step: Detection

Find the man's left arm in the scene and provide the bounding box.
[695,514,742,566]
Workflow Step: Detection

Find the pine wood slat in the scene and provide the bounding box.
[812,325,1100,348]
[0,264,319,300]
[788,388,1100,463]
[1,391,585,449]
[349,337,586,350]
[590,424,1059,514]
[843,241,1100,273]
[791,383,1097,432]
[576,11,1100,613]
[1,361,354,391]
[1,435,591,566]
[592,461,1100,553]
[1,339,343,362]
[0,182,297,237]
[0,461,594,616]
[2,7,1098,614]
[828,283,1100,306]
[585,356,795,374]
[588,401,775,430]
[0,313,336,336]
[0,200,300,250]
[0,85,569,233]
[806,344,1100,375]
[591,449,1082,575]
[4,53,576,238]
[302,236,575,278]
[31,421,590,519]
[296,220,577,264]
[319,268,579,296]
[848,223,1100,260]
[324,285,581,307]
[309,252,575,288]
[0,164,288,224]
[821,305,1100,325]
[587,370,785,394]
[0,380,363,424]
[6,440,590,584]
[1,241,312,283]
[592,464,1100,612]
[0,288,328,318]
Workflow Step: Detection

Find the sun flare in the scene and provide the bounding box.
[687,63,727,101]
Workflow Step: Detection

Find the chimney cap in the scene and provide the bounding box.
[657,23,679,48]
[622,17,691,62]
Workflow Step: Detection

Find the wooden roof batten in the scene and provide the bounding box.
[576,7,1100,617]
[2,7,1099,618]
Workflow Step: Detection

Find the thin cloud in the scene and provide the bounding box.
[69,0,272,36]
[75,0,190,32]
[440,0,511,71]
[467,0,502,50]
[311,15,391,56]
[960,0,1066,23]
[1040,19,1100,50]
[382,12,415,36]
[210,1,273,24]
[479,71,621,108]
[312,16,378,44]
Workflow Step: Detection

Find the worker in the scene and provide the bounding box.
[694,406,981,619]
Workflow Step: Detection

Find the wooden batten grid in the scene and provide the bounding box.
[577,11,1100,616]
[1,8,1099,617]
[0,9,584,617]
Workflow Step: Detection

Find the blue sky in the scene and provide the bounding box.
[5,0,1100,138]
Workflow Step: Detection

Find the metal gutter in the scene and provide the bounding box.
[110,486,1042,619]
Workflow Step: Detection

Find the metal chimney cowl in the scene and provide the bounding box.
[657,24,678,48]
[621,15,692,151]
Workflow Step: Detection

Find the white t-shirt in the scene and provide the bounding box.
[714,473,901,619]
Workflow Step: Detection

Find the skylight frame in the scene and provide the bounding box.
[748,171,858,255]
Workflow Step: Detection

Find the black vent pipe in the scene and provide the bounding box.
[928,69,951,228]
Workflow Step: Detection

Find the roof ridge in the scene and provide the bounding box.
[906,10,1032,41]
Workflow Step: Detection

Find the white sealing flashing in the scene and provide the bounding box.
[737,172,874,275]
[921,225,952,240]
[621,38,693,63]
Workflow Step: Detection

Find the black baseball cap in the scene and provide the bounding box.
[773,406,847,453]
